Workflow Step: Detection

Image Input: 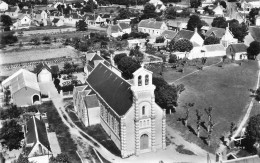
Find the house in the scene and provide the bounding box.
[166,19,188,31]
[0,0,8,12]
[86,14,105,26]
[241,0,260,12]
[213,3,224,17]
[226,43,248,60]
[160,30,177,42]
[248,26,260,42]
[64,12,82,26]
[244,32,255,46]
[52,18,64,26]
[203,44,226,57]
[83,62,166,158]
[13,14,31,29]
[138,19,168,38]
[205,27,226,39]
[155,4,166,13]
[107,22,131,37]
[1,69,41,107]
[221,26,238,48]
[256,15,260,26]
[5,6,19,18]
[73,85,100,126]
[33,63,54,83]
[173,29,204,47]
[33,10,48,26]
[24,115,52,162]
[128,39,147,49]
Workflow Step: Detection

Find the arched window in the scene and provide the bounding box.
[145,75,149,85]
[138,75,142,86]
[142,106,145,115]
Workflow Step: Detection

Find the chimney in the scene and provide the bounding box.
[194,27,198,33]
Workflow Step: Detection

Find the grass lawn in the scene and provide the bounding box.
[38,102,81,163]
[166,60,259,153]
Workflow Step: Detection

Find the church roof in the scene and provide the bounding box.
[87,62,133,116]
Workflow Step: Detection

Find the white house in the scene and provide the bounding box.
[33,10,48,26]
[13,14,31,30]
[226,43,248,60]
[203,44,226,57]
[128,39,147,50]
[256,15,260,26]
[5,6,19,18]
[86,14,105,26]
[0,0,8,12]
[138,19,168,38]
[160,30,177,42]
[107,22,131,37]
[173,29,204,47]
[213,3,224,17]
[34,63,54,83]
[24,115,52,162]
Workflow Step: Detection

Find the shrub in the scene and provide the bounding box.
[169,54,178,63]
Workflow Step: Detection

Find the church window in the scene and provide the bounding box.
[112,117,115,130]
[138,75,142,86]
[142,106,145,115]
[145,75,149,85]
[106,111,109,123]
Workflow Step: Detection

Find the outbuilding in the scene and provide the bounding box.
[226,43,248,60]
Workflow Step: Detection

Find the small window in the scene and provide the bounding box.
[138,75,142,86]
[25,19,26,21]
[145,75,149,85]
[142,106,145,115]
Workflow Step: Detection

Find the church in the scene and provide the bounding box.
[74,53,166,158]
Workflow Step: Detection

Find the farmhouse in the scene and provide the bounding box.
[106,22,131,37]
[13,14,32,29]
[80,62,166,158]
[173,29,204,46]
[226,43,248,60]
[1,69,41,107]
[33,63,57,83]
[24,115,52,162]
[160,30,177,42]
[138,19,168,38]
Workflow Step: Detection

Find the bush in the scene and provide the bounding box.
[169,54,178,63]
[42,36,51,44]
[30,38,40,45]
[1,34,18,45]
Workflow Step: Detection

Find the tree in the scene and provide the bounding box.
[129,45,144,62]
[165,7,176,19]
[245,114,260,149]
[30,38,40,45]
[155,36,165,43]
[190,0,201,8]
[204,36,220,45]
[117,8,132,19]
[1,34,18,45]
[49,153,70,163]
[187,15,203,31]
[229,20,248,42]
[249,8,260,25]
[168,54,177,63]
[76,20,88,31]
[0,15,12,31]
[15,154,31,163]
[196,109,202,137]
[0,119,24,151]
[171,39,193,52]
[0,105,22,120]
[3,86,11,106]
[229,122,237,140]
[183,103,194,127]
[142,3,157,19]
[117,56,141,79]
[64,62,72,70]
[247,41,260,60]
[211,17,228,29]
[42,36,51,44]
[114,53,127,65]
[153,76,178,112]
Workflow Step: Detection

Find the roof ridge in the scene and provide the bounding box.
[33,116,40,143]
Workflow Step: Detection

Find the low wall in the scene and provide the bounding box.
[22,27,76,36]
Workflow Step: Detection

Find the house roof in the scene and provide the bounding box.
[249,26,260,42]
[173,29,194,40]
[52,18,60,23]
[17,14,30,20]
[203,44,225,52]
[161,30,177,40]
[118,22,130,30]
[110,25,122,33]
[229,43,248,53]
[138,19,164,29]
[26,116,51,151]
[84,94,99,108]
[87,62,133,116]
[205,27,226,38]
[6,7,17,12]
[33,63,52,75]
[2,69,40,94]
[213,3,224,15]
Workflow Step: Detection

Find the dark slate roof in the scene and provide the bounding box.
[173,29,194,40]
[34,63,52,75]
[84,94,99,108]
[205,27,226,38]
[6,7,17,12]
[52,18,60,23]
[89,54,104,67]
[138,19,164,29]
[161,30,177,40]
[102,14,110,18]
[229,43,248,53]
[249,26,260,42]
[50,65,59,74]
[26,117,50,150]
[118,22,130,30]
[87,63,133,116]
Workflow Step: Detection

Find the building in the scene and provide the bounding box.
[127,39,147,50]
[213,3,224,17]
[256,15,260,26]
[173,29,204,47]
[107,22,131,37]
[13,14,31,29]
[52,18,64,26]
[248,26,260,42]
[33,63,54,83]
[160,30,177,42]
[73,85,100,126]
[24,115,52,162]
[0,0,8,12]
[84,62,166,158]
[220,155,260,163]
[1,69,41,107]
[86,14,105,26]
[226,43,248,60]
[138,19,168,38]
[5,6,19,18]
[203,44,226,57]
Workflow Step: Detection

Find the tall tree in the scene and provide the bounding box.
[76,20,88,31]
[247,41,260,60]
[117,8,132,19]
[164,7,176,19]
[196,109,202,137]
[49,153,71,163]
[117,56,141,79]
[183,103,194,127]
[0,15,12,31]
[0,119,24,151]
[229,20,248,42]
[114,53,127,65]
[171,39,193,52]
[249,8,259,25]
[204,36,220,45]
[3,86,11,106]
[187,15,203,31]
[142,3,157,19]
[211,17,228,29]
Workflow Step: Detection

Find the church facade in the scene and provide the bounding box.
[85,62,166,158]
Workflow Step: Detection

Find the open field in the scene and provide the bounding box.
[165,60,259,153]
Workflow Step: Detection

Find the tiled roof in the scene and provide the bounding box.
[110,25,122,33]
[6,7,17,12]
[249,26,260,42]
[138,19,164,29]
[52,18,60,23]
[174,29,194,40]
[33,63,52,75]
[84,94,99,108]
[87,62,133,116]
[34,117,51,151]
[229,43,248,53]
[204,44,225,52]
[161,30,177,40]
[205,27,226,38]
[118,22,130,30]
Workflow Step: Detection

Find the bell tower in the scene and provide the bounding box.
[131,66,157,155]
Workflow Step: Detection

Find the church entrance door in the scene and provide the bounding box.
[140,134,149,150]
